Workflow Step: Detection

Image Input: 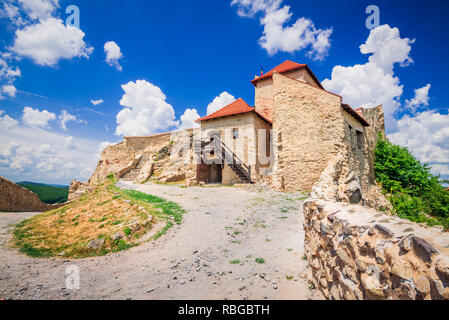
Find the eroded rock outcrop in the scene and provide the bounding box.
[151,131,197,185]
[311,153,391,211]
[0,177,64,212]
[68,180,94,202]
[68,129,196,203]
[304,199,449,300]
[88,142,142,185]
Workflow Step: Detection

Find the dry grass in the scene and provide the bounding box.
[12,179,185,259]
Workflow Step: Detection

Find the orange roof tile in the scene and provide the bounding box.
[196,98,253,122]
[251,60,324,89]
[445,187,449,192]
[196,98,272,124]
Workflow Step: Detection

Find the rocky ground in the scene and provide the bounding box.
[0,181,322,300]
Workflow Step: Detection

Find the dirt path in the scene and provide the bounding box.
[0,181,321,300]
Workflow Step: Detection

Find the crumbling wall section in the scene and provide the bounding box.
[304,199,449,300]
[311,105,390,211]
[88,142,142,185]
[0,177,64,212]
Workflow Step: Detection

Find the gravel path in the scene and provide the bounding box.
[0,181,321,300]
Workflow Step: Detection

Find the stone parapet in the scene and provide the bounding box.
[304,199,449,300]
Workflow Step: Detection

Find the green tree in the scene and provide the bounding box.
[374,134,449,226]
[18,184,69,204]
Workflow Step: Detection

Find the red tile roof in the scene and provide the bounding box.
[196,98,253,122]
[445,187,449,192]
[251,60,324,89]
[196,98,273,124]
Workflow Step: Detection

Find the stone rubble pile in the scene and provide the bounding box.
[304,199,449,300]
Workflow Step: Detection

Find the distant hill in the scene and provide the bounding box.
[17,182,69,204]
[17,181,69,188]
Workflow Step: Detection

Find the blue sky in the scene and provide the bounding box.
[0,0,448,184]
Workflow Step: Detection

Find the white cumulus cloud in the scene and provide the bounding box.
[359,24,414,73]
[1,84,17,97]
[104,41,123,71]
[389,108,449,179]
[18,0,60,20]
[322,25,415,132]
[22,106,56,127]
[0,110,19,129]
[231,0,332,60]
[115,80,179,136]
[90,99,104,106]
[59,110,78,131]
[64,136,75,149]
[0,55,21,81]
[0,2,23,26]
[405,84,431,112]
[207,91,236,115]
[179,108,200,130]
[0,110,101,184]
[231,0,280,17]
[98,141,116,154]
[11,18,93,66]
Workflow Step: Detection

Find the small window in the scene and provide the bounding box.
[356,130,364,150]
[233,128,239,139]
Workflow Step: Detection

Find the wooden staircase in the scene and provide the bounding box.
[202,137,252,184]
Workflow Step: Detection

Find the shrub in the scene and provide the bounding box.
[374,134,449,226]
[123,227,132,236]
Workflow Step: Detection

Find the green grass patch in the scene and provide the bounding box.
[12,178,186,259]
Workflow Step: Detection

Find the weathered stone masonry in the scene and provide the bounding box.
[304,200,449,300]
[0,177,64,212]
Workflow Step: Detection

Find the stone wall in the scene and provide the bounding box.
[124,129,193,152]
[124,132,171,151]
[254,68,320,120]
[201,113,259,183]
[310,105,390,211]
[304,199,449,300]
[263,72,388,209]
[75,129,198,199]
[270,72,346,191]
[0,177,64,212]
[254,77,274,120]
[88,142,142,185]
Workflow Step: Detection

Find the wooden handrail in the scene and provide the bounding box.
[215,137,250,170]
[200,137,252,183]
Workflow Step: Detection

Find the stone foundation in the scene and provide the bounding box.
[304,199,449,300]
